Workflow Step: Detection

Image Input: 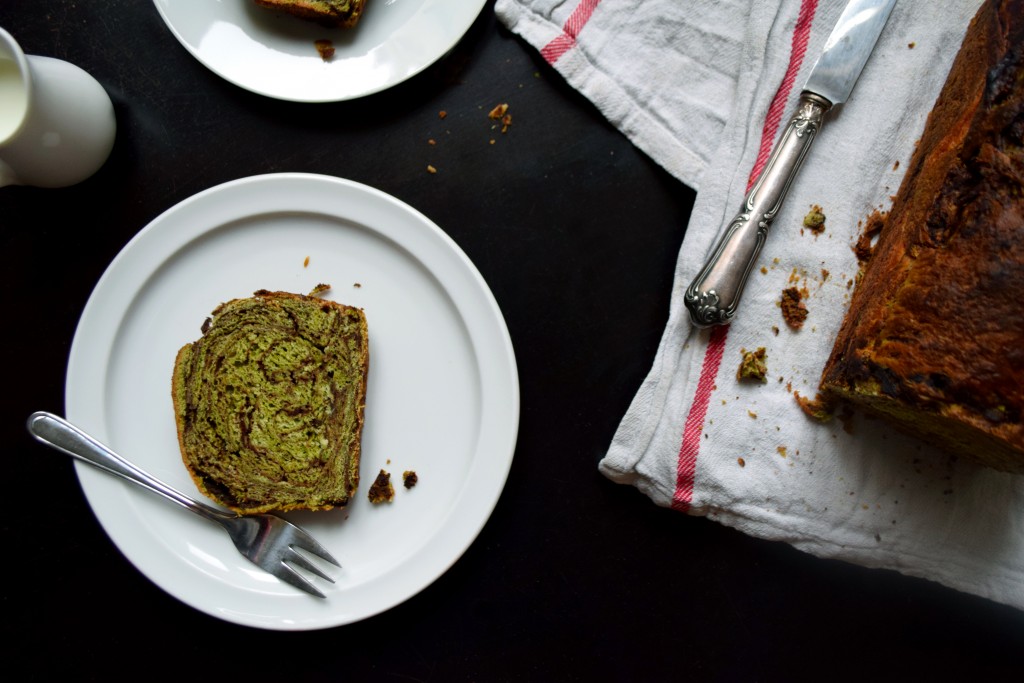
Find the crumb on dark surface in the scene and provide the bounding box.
[780,287,808,329]
[368,470,394,504]
[737,347,768,383]
[403,470,418,489]
[488,103,509,120]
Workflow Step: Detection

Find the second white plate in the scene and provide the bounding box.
[153,0,488,102]
[65,173,519,630]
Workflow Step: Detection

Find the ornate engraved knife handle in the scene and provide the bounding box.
[684,92,831,328]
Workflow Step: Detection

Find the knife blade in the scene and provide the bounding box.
[684,0,897,328]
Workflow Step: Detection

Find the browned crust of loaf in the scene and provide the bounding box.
[253,0,366,28]
[820,0,1024,473]
[172,289,369,513]
[171,342,198,500]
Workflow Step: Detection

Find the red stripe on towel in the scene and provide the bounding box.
[672,325,728,511]
[751,0,820,183]
[540,0,602,64]
[672,0,820,513]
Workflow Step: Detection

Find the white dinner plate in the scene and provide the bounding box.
[65,173,519,630]
[152,0,488,102]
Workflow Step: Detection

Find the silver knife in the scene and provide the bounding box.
[684,0,897,327]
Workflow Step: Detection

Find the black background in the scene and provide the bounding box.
[2,1,1021,680]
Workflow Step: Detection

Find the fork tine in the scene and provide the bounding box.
[274,562,328,599]
[286,548,337,583]
[286,526,342,568]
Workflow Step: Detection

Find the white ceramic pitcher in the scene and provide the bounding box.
[0,27,116,188]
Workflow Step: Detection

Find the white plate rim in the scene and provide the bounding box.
[64,172,519,630]
[151,0,489,102]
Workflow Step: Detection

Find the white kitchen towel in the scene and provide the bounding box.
[496,0,1024,610]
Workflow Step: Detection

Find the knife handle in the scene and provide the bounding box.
[684,92,831,327]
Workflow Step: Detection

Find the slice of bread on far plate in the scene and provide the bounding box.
[253,0,367,28]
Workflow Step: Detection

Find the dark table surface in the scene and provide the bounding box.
[2,1,1021,679]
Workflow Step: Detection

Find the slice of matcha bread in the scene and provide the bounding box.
[172,289,368,514]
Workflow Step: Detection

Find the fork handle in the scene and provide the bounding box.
[27,412,234,523]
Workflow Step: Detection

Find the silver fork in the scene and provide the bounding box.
[27,411,340,598]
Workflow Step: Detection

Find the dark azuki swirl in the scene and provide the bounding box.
[172,290,368,513]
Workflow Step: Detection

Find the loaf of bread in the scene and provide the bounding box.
[172,289,369,513]
[253,0,367,28]
[820,0,1023,473]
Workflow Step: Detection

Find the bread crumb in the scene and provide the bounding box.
[760,266,768,274]
[780,287,808,329]
[438,110,447,119]
[737,347,768,383]
[488,103,509,120]
[803,205,826,233]
[309,283,331,296]
[368,470,394,504]
[426,164,437,174]
[353,282,362,288]
[403,470,418,489]
[737,457,746,467]
[303,256,310,268]
[771,325,779,336]
[908,42,916,49]
[854,210,887,265]
[794,391,836,422]
[777,446,788,458]
[314,39,335,61]
[428,138,436,146]
[747,410,758,419]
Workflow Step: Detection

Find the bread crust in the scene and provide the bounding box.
[820,0,1024,472]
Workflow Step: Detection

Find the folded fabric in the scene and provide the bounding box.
[496,0,1023,610]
